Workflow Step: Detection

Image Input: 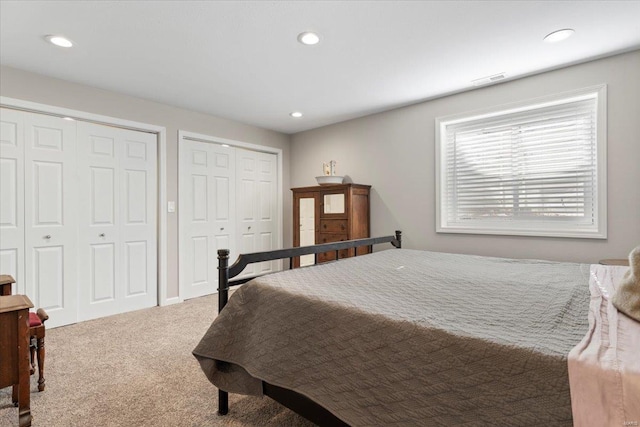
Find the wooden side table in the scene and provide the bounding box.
[0,294,34,427]
[599,259,630,266]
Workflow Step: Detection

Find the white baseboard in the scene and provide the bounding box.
[160,296,182,306]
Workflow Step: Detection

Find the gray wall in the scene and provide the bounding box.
[291,50,640,263]
[0,65,292,300]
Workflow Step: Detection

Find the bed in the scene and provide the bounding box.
[193,232,640,426]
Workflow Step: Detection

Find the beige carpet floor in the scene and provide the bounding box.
[0,294,313,426]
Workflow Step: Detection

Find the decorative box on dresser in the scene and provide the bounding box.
[292,183,371,267]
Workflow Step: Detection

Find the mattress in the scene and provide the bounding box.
[193,249,592,426]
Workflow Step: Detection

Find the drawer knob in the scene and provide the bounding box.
[44,235,51,240]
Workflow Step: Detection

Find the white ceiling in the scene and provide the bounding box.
[1,1,639,134]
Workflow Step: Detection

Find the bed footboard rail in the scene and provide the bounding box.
[215,230,401,416]
[227,230,401,280]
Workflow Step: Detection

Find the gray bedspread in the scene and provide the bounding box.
[193,249,591,426]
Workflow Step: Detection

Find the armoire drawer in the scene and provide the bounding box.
[319,220,348,233]
[318,250,350,263]
[318,233,348,244]
[317,233,350,262]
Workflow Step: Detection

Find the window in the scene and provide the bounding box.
[436,85,606,238]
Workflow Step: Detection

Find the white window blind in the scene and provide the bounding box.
[436,86,606,238]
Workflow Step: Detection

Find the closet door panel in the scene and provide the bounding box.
[0,158,18,228]
[214,175,231,247]
[117,129,157,313]
[192,174,208,221]
[90,166,116,225]
[180,140,235,299]
[0,108,24,294]
[0,112,20,148]
[257,156,275,275]
[0,249,19,294]
[91,243,116,302]
[24,112,77,327]
[77,123,157,320]
[124,240,148,296]
[236,150,258,277]
[180,141,212,299]
[211,146,235,266]
[77,122,120,320]
[123,169,148,224]
[191,236,209,286]
[215,177,230,220]
[32,161,63,224]
[257,152,277,273]
[235,149,278,276]
[32,245,64,308]
[258,153,278,273]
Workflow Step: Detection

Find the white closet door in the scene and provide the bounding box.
[179,140,235,299]
[119,128,157,313]
[0,108,25,295]
[236,148,277,277]
[77,122,121,320]
[24,112,78,327]
[211,145,236,271]
[77,122,157,320]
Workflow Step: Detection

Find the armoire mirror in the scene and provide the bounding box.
[323,194,345,214]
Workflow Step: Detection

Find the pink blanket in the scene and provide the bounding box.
[568,264,640,426]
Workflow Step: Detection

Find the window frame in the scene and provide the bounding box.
[435,84,607,239]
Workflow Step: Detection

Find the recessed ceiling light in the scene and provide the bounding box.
[62,117,75,121]
[297,32,320,45]
[221,144,230,148]
[45,35,73,48]
[290,112,303,118]
[543,29,575,43]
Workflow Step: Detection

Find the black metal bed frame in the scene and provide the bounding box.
[215,230,402,425]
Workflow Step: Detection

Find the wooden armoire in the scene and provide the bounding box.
[292,183,371,267]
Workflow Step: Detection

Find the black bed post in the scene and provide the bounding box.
[217,249,230,415]
[218,249,230,313]
[395,230,402,248]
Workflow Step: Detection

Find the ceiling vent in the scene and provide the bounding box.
[472,72,506,86]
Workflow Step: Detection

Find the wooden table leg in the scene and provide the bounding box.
[17,309,32,427]
[37,336,45,391]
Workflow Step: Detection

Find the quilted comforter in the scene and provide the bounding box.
[193,249,592,426]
